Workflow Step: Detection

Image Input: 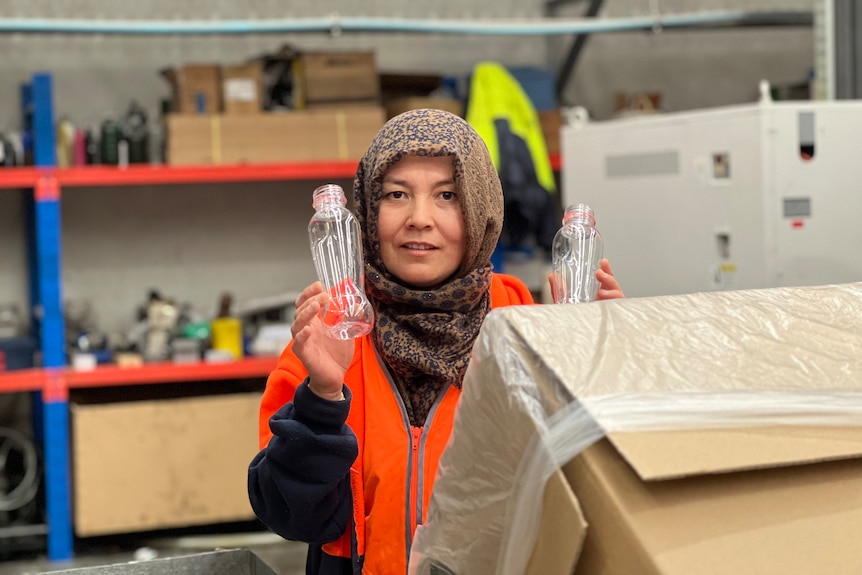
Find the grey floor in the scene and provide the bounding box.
[1,531,307,575]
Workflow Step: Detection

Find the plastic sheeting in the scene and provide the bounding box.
[410,282,862,575]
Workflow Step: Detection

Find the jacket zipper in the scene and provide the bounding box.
[411,384,450,546]
[408,425,422,536]
[374,345,451,572]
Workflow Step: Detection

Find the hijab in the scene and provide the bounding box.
[354,108,504,424]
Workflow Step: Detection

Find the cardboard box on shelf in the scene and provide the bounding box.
[379,73,462,118]
[538,109,562,156]
[72,392,261,536]
[383,96,463,119]
[161,65,222,114]
[379,72,447,100]
[222,62,263,114]
[411,283,862,575]
[165,105,386,165]
[614,90,663,118]
[293,51,380,107]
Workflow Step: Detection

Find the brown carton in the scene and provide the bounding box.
[165,105,386,165]
[538,108,562,156]
[411,283,862,574]
[161,65,222,114]
[293,51,380,107]
[379,72,447,100]
[222,62,263,114]
[72,393,261,536]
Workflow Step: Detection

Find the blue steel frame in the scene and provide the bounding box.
[28,72,73,561]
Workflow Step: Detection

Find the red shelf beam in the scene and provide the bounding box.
[1,155,562,190]
[0,356,277,394]
[0,161,360,189]
[0,369,45,393]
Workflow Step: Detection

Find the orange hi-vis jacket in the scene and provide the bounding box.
[255,273,533,574]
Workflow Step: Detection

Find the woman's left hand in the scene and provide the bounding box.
[596,259,625,300]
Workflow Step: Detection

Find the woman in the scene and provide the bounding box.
[248,109,624,575]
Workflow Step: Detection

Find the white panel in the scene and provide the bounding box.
[561,99,862,298]
[767,103,862,287]
[562,105,768,298]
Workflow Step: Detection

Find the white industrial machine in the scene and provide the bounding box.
[561,84,862,298]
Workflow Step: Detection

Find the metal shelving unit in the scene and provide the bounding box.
[7,74,369,562]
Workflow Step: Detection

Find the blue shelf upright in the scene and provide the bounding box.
[27,72,73,562]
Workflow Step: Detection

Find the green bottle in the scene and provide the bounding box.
[100,117,119,165]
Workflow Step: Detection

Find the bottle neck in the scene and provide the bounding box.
[562,204,596,227]
[313,184,347,210]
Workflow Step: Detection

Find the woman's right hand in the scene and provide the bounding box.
[291,282,355,401]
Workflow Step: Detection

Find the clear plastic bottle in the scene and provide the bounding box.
[551,203,603,304]
[308,183,374,339]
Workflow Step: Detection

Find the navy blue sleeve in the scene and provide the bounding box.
[248,380,358,545]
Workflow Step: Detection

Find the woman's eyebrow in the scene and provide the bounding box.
[382,176,409,187]
[382,177,456,187]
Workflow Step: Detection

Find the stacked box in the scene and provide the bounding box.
[72,392,261,535]
[165,105,385,165]
[293,51,380,108]
[162,63,264,115]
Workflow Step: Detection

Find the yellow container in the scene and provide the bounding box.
[210,317,243,359]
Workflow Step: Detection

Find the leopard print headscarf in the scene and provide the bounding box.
[354,109,503,424]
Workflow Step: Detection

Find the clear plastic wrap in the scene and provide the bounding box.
[409,282,862,575]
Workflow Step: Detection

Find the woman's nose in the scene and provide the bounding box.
[407,198,434,228]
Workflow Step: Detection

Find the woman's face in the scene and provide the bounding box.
[377,155,466,289]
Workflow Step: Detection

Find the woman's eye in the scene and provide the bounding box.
[440,191,456,201]
[386,191,405,199]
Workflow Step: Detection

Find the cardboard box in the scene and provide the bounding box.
[379,72,447,100]
[412,283,862,574]
[293,51,380,106]
[72,392,261,536]
[383,96,463,119]
[613,90,663,118]
[161,65,222,114]
[166,105,385,165]
[222,62,263,114]
[538,109,562,156]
